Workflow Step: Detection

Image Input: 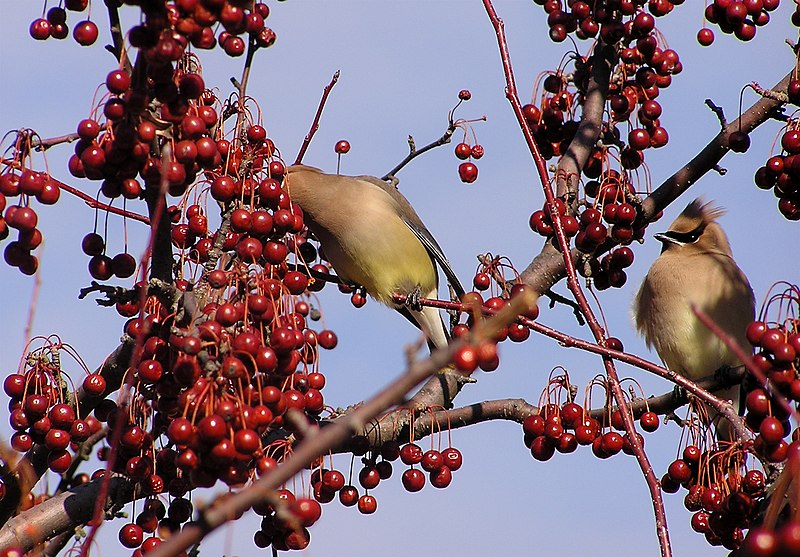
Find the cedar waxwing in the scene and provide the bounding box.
[285,165,465,349]
[633,198,755,440]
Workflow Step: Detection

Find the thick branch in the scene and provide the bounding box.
[556,44,616,202]
[144,146,174,282]
[0,476,134,552]
[640,70,792,220]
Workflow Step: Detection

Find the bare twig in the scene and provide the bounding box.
[294,71,341,165]
[30,133,81,151]
[382,122,458,180]
[751,80,789,104]
[542,289,585,325]
[705,99,727,129]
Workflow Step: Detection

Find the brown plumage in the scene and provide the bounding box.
[633,198,754,439]
[285,165,464,350]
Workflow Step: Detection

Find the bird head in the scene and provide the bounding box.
[653,198,733,256]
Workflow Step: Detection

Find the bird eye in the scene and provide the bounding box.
[667,227,702,244]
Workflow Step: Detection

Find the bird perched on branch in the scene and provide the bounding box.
[633,198,755,440]
[285,164,465,350]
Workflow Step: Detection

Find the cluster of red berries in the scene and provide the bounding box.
[523,399,657,462]
[69,66,220,199]
[448,285,541,372]
[29,1,98,45]
[525,3,685,174]
[0,161,60,275]
[743,316,800,464]
[4,343,103,474]
[661,442,767,552]
[521,73,578,162]
[754,123,800,221]
[697,0,782,46]
[664,287,800,553]
[452,90,482,184]
[528,170,648,289]
[533,0,685,43]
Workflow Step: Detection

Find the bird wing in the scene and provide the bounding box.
[356,175,466,300]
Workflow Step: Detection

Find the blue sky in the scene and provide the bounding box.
[0,2,797,556]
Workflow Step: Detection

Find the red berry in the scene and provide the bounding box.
[458,162,478,183]
[334,140,351,154]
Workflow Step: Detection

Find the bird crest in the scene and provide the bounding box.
[671,198,726,233]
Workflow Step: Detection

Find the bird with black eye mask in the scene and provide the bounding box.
[633,198,755,441]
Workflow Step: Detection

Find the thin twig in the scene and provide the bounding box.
[30,133,81,151]
[294,71,341,165]
[704,99,727,129]
[0,160,150,224]
[382,122,457,180]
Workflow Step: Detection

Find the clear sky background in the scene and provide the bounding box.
[0,2,798,556]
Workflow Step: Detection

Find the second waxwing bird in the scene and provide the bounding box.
[285,164,465,350]
[633,198,755,440]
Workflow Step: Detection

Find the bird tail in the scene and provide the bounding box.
[410,305,451,351]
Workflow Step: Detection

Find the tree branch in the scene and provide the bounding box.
[382,122,458,181]
[0,476,134,552]
[640,70,792,221]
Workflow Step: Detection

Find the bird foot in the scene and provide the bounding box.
[406,286,423,312]
[438,365,477,384]
[672,385,688,403]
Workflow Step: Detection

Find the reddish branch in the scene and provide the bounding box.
[481,2,671,555]
[0,160,150,224]
[51,175,150,224]
[693,305,798,423]
[294,70,341,165]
